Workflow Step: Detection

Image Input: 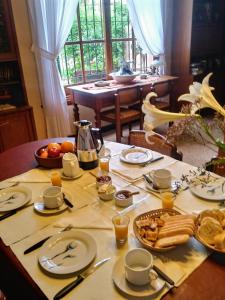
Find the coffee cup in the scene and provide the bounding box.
[43,186,63,209]
[149,169,171,189]
[125,248,156,286]
[62,153,79,178]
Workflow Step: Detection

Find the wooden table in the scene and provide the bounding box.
[0,139,225,300]
[69,76,178,128]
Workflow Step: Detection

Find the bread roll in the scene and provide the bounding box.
[155,234,189,248]
[198,217,223,245]
[160,224,194,234]
[161,214,196,222]
[163,220,195,231]
[214,231,225,250]
[199,209,224,224]
[158,227,193,239]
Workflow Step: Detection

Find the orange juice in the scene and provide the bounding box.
[161,192,174,209]
[99,157,110,172]
[51,172,62,187]
[112,215,130,244]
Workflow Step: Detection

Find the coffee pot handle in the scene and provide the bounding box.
[91,127,104,153]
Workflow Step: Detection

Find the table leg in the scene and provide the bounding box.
[94,110,102,128]
[73,104,80,121]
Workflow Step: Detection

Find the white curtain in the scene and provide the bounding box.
[126,0,164,57]
[27,0,79,137]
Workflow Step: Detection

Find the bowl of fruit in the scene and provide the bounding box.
[34,141,75,169]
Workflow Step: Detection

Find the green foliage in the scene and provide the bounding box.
[58,0,132,84]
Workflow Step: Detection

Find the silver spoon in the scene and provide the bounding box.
[50,241,77,260]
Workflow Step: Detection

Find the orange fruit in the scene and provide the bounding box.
[61,141,74,153]
[40,150,48,158]
[47,143,61,152]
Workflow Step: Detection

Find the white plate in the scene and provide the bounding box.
[190,178,225,201]
[112,256,165,298]
[38,231,97,275]
[0,186,31,212]
[33,191,71,215]
[60,168,84,180]
[0,181,18,190]
[146,180,178,193]
[120,148,152,164]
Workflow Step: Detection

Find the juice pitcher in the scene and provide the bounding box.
[74,120,104,170]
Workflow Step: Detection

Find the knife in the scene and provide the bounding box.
[24,236,50,254]
[142,156,164,167]
[153,264,175,286]
[0,210,17,221]
[53,257,111,300]
[143,174,153,185]
[63,193,74,208]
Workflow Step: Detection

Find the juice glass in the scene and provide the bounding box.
[112,215,130,245]
[99,148,111,173]
[160,191,175,209]
[51,171,62,187]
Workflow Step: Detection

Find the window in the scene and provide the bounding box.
[58,0,151,86]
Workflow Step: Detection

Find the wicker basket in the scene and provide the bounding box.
[194,214,225,254]
[133,208,181,252]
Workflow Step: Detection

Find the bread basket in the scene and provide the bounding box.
[133,208,180,252]
[194,213,225,254]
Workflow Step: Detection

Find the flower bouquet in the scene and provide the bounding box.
[142,73,225,174]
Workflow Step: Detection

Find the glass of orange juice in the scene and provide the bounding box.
[99,148,111,173]
[51,171,62,187]
[112,215,130,245]
[160,191,175,209]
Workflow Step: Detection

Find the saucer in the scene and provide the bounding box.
[112,256,165,298]
[34,191,72,215]
[146,180,178,193]
[60,168,84,180]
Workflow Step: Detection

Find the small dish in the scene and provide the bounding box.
[34,191,72,215]
[114,190,133,207]
[96,175,112,188]
[0,186,31,212]
[98,184,116,201]
[60,168,84,180]
[112,256,165,298]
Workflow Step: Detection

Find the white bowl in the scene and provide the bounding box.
[109,72,139,83]
[98,185,116,201]
[114,190,133,207]
[96,175,112,189]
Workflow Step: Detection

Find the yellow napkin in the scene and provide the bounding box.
[9,169,51,183]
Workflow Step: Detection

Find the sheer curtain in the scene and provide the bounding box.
[126,0,165,72]
[27,0,79,137]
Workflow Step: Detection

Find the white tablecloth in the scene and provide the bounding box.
[0,142,218,300]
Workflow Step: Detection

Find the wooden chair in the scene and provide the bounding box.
[129,130,183,161]
[140,81,171,111]
[100,86,143,142]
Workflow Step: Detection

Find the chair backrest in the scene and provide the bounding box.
[129,130,183,161]
[115,86,140,106]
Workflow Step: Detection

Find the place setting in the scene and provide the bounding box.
[33,185,73,215]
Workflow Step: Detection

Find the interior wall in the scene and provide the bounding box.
[10,0,47,139]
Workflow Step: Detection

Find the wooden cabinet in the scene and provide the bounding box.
[0,106,36,152]
[0,0,37,151]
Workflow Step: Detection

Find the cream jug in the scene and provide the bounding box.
[62,152,79,177]
[74,120,104,170]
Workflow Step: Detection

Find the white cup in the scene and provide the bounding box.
[62,153,79,178]
[125,248,155,286]
[43,186,63,209]
[149,169,171,189]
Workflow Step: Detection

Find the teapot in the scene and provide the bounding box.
[74,120,104,170]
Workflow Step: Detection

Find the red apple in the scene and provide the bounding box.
[48,147,61,158]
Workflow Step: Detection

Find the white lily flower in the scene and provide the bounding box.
[142,93,190,133]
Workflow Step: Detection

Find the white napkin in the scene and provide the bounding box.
[110,153,176,182]
[8,169,51,183]
[53,205,113,230]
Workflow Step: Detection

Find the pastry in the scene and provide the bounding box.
[214,230,225,250]
[198,217,223,245]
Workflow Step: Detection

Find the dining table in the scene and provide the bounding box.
[0,138,225,300]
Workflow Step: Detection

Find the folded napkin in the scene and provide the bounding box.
[54,205,113,230]
[110,153,176,182]
[8,169,51,183]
